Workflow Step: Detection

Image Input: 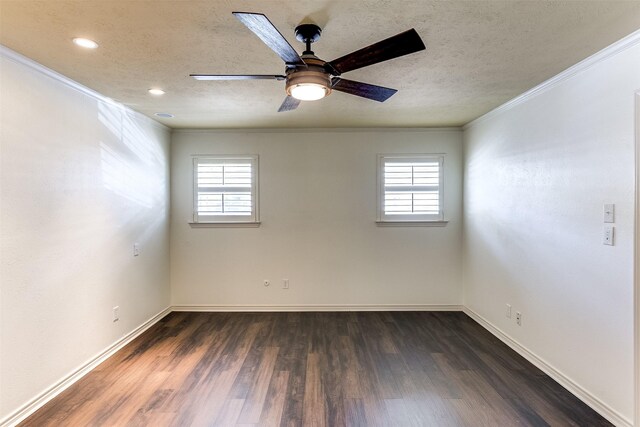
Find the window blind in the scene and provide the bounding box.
[378,155,443,222]
[384,161,440,215]
[193,156,258,223]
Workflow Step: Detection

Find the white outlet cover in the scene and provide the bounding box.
[603,226,614,246]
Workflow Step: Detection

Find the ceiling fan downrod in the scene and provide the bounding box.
[295,23,322,55]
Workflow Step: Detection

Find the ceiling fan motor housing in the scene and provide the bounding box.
[285,54,332,99]
[295,23,322,44]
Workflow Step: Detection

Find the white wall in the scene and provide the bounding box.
[0,49,171,421]
[463,37,640,423]
[171,129,463,308]
[8,26,636,427]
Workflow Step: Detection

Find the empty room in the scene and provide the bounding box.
[1,1,639,426]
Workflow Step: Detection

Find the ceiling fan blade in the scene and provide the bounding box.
[233,12,305,67]
[331,77,397,102]
[326,29,425,75]
[190,74,286,81]
[277,96,301,112]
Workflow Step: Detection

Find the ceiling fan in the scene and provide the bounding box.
[190,12,426,112]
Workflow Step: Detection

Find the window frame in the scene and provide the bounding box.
[191,155,260,226]
[376,154,446,225]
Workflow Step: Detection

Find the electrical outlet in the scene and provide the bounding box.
[515,312,522,326]
[113,306,119,322]
[283,279,289,289]
[603,226,614,246]
[263,280,270,287]
[506,304,512,319]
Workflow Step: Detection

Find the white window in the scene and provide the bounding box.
[377,154,444,223]
[192,155,259,225]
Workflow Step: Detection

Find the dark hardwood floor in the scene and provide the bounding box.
[21,311,611,426]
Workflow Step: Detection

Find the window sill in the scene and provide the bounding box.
[189,222,261,228]
[376,220,448,227]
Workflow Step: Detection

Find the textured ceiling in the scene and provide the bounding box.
[1,1,640,129]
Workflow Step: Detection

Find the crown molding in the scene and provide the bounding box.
[0,45,168,132]
[171,127,462,134]
[464,28,640,130]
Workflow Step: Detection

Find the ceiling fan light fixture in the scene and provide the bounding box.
[285,69,331,101]
[289,83,329,101]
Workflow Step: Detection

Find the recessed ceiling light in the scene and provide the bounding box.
[72,37,99,49]
[148,88,165,96]
[154,113,174,118]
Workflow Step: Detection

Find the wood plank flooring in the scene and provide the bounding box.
[20,312,612,426]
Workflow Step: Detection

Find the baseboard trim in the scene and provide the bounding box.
[3,305,626,426]
[172,304,463,312]
[463,307,632,427]
[0,306,172,427]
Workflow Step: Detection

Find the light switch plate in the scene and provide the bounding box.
[604,204,615,223]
